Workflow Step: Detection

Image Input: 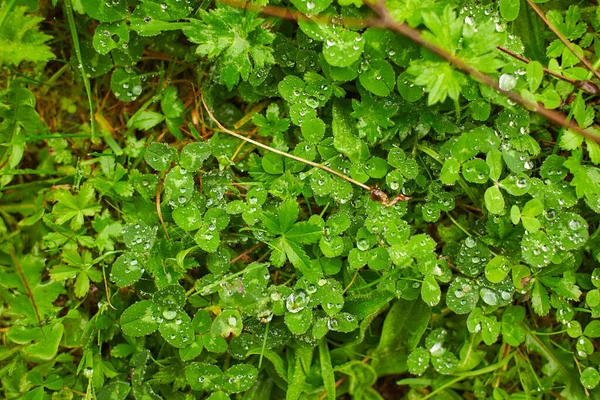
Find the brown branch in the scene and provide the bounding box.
[220,0,369,28]
[230,243,263,265]
[525,0,600,82]
[497,45,600,95]
[201,97,373,191]
[221,0,600,145]
[497,46,571,85]
[365,0,600,145]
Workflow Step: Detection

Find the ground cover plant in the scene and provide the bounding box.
[3,0,600,398]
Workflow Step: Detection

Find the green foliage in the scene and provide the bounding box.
[3,0,600,399]
[0,2,54,66]
[183,4,276,89]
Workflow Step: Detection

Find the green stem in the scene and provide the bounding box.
[64,0,96,140]
[446,212,474,237]
[416,144,479,205]
[258,321,270,369]
[529,329,568,336]
[418,353,514,400]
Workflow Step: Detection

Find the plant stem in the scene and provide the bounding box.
[364,0,600,146]
[416,144,479,205]
[525,0,600,82]
[201,97,372,191]
[417,353,514,400]
[9,245,42,325]
[497,45,600,95]
[64,0,96,140]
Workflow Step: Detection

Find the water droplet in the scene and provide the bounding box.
[465,237,476,248]
[357,238,369,251]
[569,219,581,230]
[499,74,516,91]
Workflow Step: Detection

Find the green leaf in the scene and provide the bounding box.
[485,256,511,284]
[129,110,165,131]
[180,142,211,171]
[262,152,284,174]
[211,310,243,337]
[484,186,505,215]
[164,166,195,205]
[144,142,177,171]
[173,206,203,231]
[111,68,143,102]
[527,61,543,92]
[397,71,424,102]
[583,320,600,338]
[290,0,332,14]
[487,149,503,182]
[223,364,258,393]
[581,367,600,389]
[521,198,543,217]
[112,253,143,287]
[285,308,313,335]
[431,352,458,375]
[452,127,499,163]
[372,299,430,375]
[481,317,501,345]
[531,280,550,316]
[521,231,554,268]
[159,310,194,348]
[521,215,541,233]
[278,198,299,233]
[462,158,490,184]
[0,5,54,66]
[81,0,130,22]
[470,99,491,121]
[456,237,490,277]
[500,174,530,196]
[407,348,430,375]
[52,183,102,230]
[186,363,224,391]
[301,118,326,145]
[510,205,521,225]
[121,301,159,337]
[93,22,129,55]
[183,5,275,88]
[446,276,479,314]
[286,345,311,400]
[319,340,336,400]
[152,284,186,308]
[123,221,158,254]
[23,322,64,361]
[421,275,441,306]
[440,158,460,185]
[332,100,370,163]
[97,382,131,400]
[323,30,364,68]
[500,0,520,22]
[365,157,389,179]
[407,61,464,105]
[359,60,396,97]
